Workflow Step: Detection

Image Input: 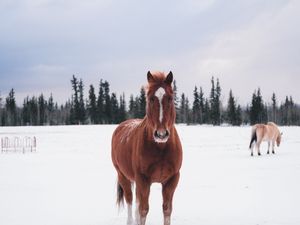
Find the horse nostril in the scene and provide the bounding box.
[165,130,169,137]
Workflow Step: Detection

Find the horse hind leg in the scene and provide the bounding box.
[256,141,262,156]
[250,141,255,156]
[249,130,257,156]
[268,141,271,154]
[250,145,254,157]
[117,172,134,225]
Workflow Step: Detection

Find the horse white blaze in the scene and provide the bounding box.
[155,87,166,123]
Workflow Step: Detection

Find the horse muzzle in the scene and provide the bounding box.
[154,129,170,143]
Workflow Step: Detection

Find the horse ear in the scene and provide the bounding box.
[165,71,173,84]
[147,71,155,83]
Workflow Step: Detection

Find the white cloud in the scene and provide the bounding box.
[0,0,299,107]
[187,0,300,104]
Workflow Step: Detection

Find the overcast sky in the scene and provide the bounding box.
[0,0,299,106]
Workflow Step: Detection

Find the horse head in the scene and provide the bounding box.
[146,71,175,143]
[277,132,283,147]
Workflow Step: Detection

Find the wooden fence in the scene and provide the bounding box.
[1,136,37,153]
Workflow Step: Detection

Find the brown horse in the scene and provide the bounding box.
[111,71,182,225]
[249,122,282,156]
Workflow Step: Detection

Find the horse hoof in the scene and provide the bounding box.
[258,153,261,156]
[267,151,269,154]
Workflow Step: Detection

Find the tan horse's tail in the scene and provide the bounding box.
[249,127,257,149]
[116,183,124,207]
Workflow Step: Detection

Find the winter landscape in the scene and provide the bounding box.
[0,125,299,225]
[1,1,300,225]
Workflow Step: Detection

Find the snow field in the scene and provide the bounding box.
[0,125,299,225]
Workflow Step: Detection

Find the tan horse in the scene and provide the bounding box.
[111,71,183,225]
[249,122,282,156]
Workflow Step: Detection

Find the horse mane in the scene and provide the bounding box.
[148,71,166,83]
[267,122,277,127]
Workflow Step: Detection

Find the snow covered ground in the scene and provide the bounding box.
[0,125,300,225]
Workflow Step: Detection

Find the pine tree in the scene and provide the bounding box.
[249,91,257,124]
[103,81,111,123]
[133,96,140,118]
[78,79,86,124]
[179,93,190,123]
[97,79,104,124]
[30,96,38,125]
[210,77,215,111]
[281,96,297,125]
[192,86,200,124]
[209,77,221,125]
[88,85,97,124]
[227,90,236,125]
[5,89,17,126]
[138,87,146,118]
[179,93,185,123]
[203,98,210,124]
[185,97,191,124]
[38,94,46,125]
[110,92,119,123]
[127,94,140,119]
[118,93,127,123]
[70,75,80,124]
[22,97,30,125]
[63,100,72,125]
[199,87,204,124]
[235,105,242,126]
[128,95,135,118]
[249,88,266,124]
[215,78,221,125]
[173,80,180,123]
[48,94,55,125]
[271,93,277,123]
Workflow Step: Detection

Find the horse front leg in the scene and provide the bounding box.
[267,141,270,154]
[135,175,150,225]
[272,140,275,154]
[162,173,180,225]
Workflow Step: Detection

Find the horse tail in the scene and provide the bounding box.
[249,128,257,149]
[116,183,124,207]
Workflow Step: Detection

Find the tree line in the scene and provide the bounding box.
[0,75,299,126]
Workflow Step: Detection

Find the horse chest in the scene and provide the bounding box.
[150,161,174,183]
[140,151,176,183]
